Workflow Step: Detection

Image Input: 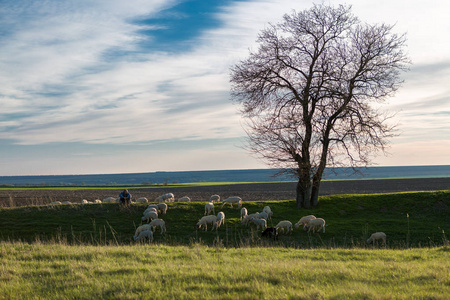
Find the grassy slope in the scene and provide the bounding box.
[1,191,449,247]
[1,191,449,299]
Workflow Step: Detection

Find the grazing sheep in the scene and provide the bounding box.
[177,196,191,202]
[147,204,158,210]
[257,211,269,221]
[158,193,174,203]
[204,202,215,215]
[103,197,116,203]
[216,212,225,229]
[305,218,326,233]
[209,194,220,203]
[135,197,149,204]
[222,196,242,208]
[50,201,62,205]
[241,213,260,226]
[367,232,387,246]
[294,215,316,229]
[94,199,102,204]
[262,227,278,240]
[133,230,153,242]
[157,203,168,215]
[81,199,89,204]
[240,207,248,220]
[143,207,158,215]
[263,206,273,220]
[250,217,267,231]
[275,220,293,234]
[142,211,158,223]
[196,215,218,231]
[149,219,166,234]
[134,224,152,237]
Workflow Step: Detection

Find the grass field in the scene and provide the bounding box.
[1,242,448,299]
[0,190,449,299]
[1,191,448,247]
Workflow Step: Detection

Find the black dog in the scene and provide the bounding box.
[261,227,278,240]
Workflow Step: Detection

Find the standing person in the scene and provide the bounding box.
[119,189,132,206]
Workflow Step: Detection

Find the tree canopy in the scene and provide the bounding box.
[230,4,410,208]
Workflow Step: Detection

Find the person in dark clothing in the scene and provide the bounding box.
[119,189,131,206]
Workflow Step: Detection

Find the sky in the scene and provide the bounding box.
[0,0,449,176]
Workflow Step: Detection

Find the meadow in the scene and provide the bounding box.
[1,243,448,299]
[0,188,449,299]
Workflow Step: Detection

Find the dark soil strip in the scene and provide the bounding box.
[1,177,449,207]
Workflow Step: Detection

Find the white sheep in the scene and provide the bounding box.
[294,215,316,229]
[305,218,326,233]
[143,207,158,215]
[177,196,191,202]
[216,212,225,229]
[135,197,149,204]
[149,219,166,234]
[222,196,242,208]
[240,207,248,220]
[262,206,273,220]
[134,224,152,237]
[257,211,269,221]
[367,232,386,246]
[94,199,102,204]
[142,211,158,223]
[102,197,116,203]
[209,194,220,203]
[275,220,293,234]
[158,193,174,203]
[250,217,267,231]
[81,199,89,204]
[157,203,168,215]
[133,230,153,242]
[147,204,158,210]
[196,215,218,231]
[204,202,215,215]
[241,213,260,226]
[50,201,62,205]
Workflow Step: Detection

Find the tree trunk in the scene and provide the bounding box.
[296,176,312,209]
[310,175,321,207]
[310,137,329,207]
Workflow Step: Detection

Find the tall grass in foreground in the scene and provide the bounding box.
[0,242,448,299]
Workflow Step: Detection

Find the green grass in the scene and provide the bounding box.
[0,191,448,248]
[0,181,269,191]
[0,242,448,299]
[0,191,449,299]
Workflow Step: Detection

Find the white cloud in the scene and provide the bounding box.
[1,0,450,175]
[1,0,311,146]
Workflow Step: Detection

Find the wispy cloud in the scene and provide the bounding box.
[0,0,306,146]
[1,0,450,175]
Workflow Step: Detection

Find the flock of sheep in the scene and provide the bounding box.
[49,192,387,246]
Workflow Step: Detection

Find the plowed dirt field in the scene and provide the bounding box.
[1,177,449,207]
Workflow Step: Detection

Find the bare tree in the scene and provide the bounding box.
[230,4,410,208]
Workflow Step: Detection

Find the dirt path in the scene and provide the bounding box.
[1,177,449,207]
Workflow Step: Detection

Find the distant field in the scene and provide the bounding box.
[1,178,450,207]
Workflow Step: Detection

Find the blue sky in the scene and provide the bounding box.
[1,0,449,176]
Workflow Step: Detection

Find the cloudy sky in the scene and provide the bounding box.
[1,0,449,176]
